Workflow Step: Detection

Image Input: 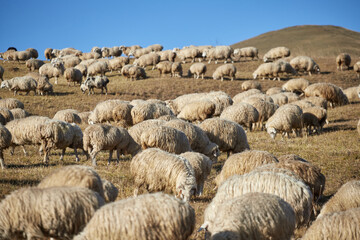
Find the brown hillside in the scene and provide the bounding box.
[231,25,360,58]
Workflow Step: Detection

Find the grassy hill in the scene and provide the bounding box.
[231,25,360,58]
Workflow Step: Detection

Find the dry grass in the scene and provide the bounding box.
[0,55,360,239]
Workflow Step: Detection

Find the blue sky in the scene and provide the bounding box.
[1,0,359,60]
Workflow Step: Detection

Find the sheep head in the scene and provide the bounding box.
[267,127,277,139]
[0,80,10,89]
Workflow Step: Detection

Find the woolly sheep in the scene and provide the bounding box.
[242,97,278,130]
[44,48,53,60]
[266,104,303,139]
[188,62,207,79]
[147,44,163,52]
[290,56,320,76]
[155,61,172,77]
[177,100,216,122]
[263,46,290,62]
[241,80,261,91]
[0,186,104,239]
[108,56,129,72]
[133,52,160,70]
[101,179,119,202]
[128,47,152,58]
[171,61,182,77]
[266,87,284,95]
[86,61,108,77]
[127,65,147,80]
[202,193,296,240]
[78,111,91,124]
[120,45,142,57]
[304,82,349,107]
[140,125,192,154]
[159,49,177,62]
[101,46,122,58]
[74,63,88,80]
[0,98,24,109]
[270,93,289,106]
[128,119,166,146]
[303,106,328,133]
[53,109,82,124]
[275,59,297,79]
[130,148,196,201]
[0,76,37,96]
[233,46,259,61]
[60,55,82,68]
[83,124,140,166]
[25,48,38,59]
[177,47,201,63]
[0,108,14,123]
[343,85,360,102]
[291,99,315,110]
[242,93,274,103]
[59,47,82,56]
[12,50,32,62]
[64,67,83,86]
[212,64,236,81]
[80,76,109,95]
[26,72,53,95]
[220,102,259,131]
[39,58,65,84]
[302,207,360,240]
[112,101,133,127]
[214,150,278,187]
[131,102,173,125]
[88,100,130,124]
[74,192,195,240]
[336,53,351,71]
[304,96,328,109]
[25,59,44,71]
[252,62,278,80]
[232,89,262,103]
[282,78,310,94]
[199,118,250,156]
[354,61,360,78]
[0,125,11,169]
[80,51,101,60]
[10,108,29,119]
[281,92,300,103]
[203,46,233,64]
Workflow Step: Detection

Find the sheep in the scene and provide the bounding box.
[0,186,105,240]
[336,53,351,71]
[147,44,164,52]
[282,78,310,94]
[214,150,279,187]
[10,108,29,119]
[128,119,166,145]
[252,62,279,80]
[159,49,177,62]
[242,92,274,103]
[304,82,349,107]
[318,180,360,217]
[130,148,196,201]
[39,58,65,84]
[108,56,129,72]
[64,67,83,86]
[38,165,105,200]
[0,98,24,109]
[303,106,328,133]
[12,50,32,62]
[188,62,207,79]
[83,124,139,166]
[275,59,297,79]
[74,63,88,80]
[101,179,118,202]
[177,47,201,63]
[199,118,250,157]
[25,48,38,59]
[87,61,108,77]
[0,108,14,123]
[88,100,128,124]
[233,46,259,61]
[263,46,290,62]
[78,111,91,124]
[120,45,142,57]
[25,59,44,71]
[212,64,236,81]
[291,99,315,110]
[53,109,82,124]
[343,85,360,102]
[241,80,261,91]
[203,46,233,64]
[26,72,53,95]
[232,89,262,103]
[80,59,97,67]
[129,47,152,58]
[74,192,195,240]
[266,87,284,95]
[80,76,109,95]
[177,100,216,122]
[265,104,303,139]
[354,61,360,78]
[44,48,54,60]
[127,65,147,80]
[270,93,289,106]
[131,102,173,125]
[207,170,313,228]
[101,47,122,58]
[220,102,259,131]
[164,119,220,162]
[304,96,328,109]
[290,56,321,76]
[60,55,82,68]
[171,61,182,77]
[80,51,101,60]
[112,102,133,127]
[140,125,192,154]
[133,52,160,70]
[1,76,37,96]
[282,91,300,103]
[302,207,360,240]
[201,193,296,240]
[155,61,172,77]
[59,47,82,56]
[0,125,11,169]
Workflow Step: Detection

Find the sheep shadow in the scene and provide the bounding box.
[52,92,75,96]
[5,162,56,169]
[323,125,356,132]
[0,179,40,186]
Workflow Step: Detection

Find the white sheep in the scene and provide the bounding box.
[0,125,11,169]
[159,49,177,62]
[336,53,351,71]
[188,62,207,79]
[177,47,201,63]
[80,51,101,60]
[80,76,109,95]
[131,101,173,125]
[290,56,320,75]
[0,98,24,109]
[232,89,262,103]
[133,52,160,70]
[88,99,128,124]
[108,56,129,72]
[304,82,349,107]
[177,100,216,122]
[10,108,29,119]
[233,46,259,61]
[53,109,82,124]
[241,80,261,91]
[263,46,290,62]
[266,87,284,95]
[282,78,310,94]
[220,102,259,131]
[64,67,83,86]
[171,62,183,77]
[74,63,88,80]
[303,106,328,133]
[39,58,65,84]
[101,179,119,202]
[87,61,108,76]
[0,76,37,96]
[253,61,295,80]
[203,46,233,64]
[59,55,82,68]
[212,64,236,81]
[25,59,44,71]
[26,72,53,95]
[128,119,166,146]
[343,85,360,103]
[120,45,142,57]
[270,93,289,106]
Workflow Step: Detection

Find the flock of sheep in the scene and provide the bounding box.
[0,43,360,239]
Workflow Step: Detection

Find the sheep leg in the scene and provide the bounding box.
[55,77,58,84]
[0,151,6,169]
[108,150,113,165]
[197,182,204,196]
[21,145,28,156]
[90,148,99,166]
[60,148,66,161]
[116,149,120,165]
[105,86,108,95]
[10,146,15,155]
[73,148,79,162]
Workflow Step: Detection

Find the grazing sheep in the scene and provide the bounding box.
[220,102,259,131]
[25,59,44,71]
[270,93,289,106]
[0,108,14,123]
[304,82,349,107]
[120,45,142,57]
[282,91,301,103]
[177,100,216,122]
[177,47,201,63]
[10,108,29,119]
[266,104,303,139]
[343,85,360,102]
[0,125,11,169]
[242,92,274,103]
[112,102,133,127]
[80,51,101,60]
[304,96,328,109]
[128,119,166,146]
[26,72,53,95]
[233,46,259,61]
[147,44,163,52]
[86,61,108,77]
[0,98,24,109]
[25,48,38,59]
[101,179,118,202]
[318,180,360,217]
[354,61,360,78]
[64,67,83,86]
[88,100,128,124]
[303,106,328,133]
[0,186,105,240]
[202,193,296,240]
[133,52,160,70]
[127,65,147,80]
[78,111,91,124]
[130,148,196,201]
[203,46,233,64]
[214,150,279,187]
[199,118,250,156]
[131,102,173,125]
[80,76,109,95]
[266,87,284,95]
[140,125,191,154]
[155,61,172,77]
[59,47,82,56]
[44,48,54,60]
[60,55,82,68]
[12,50,32,62]
[212,64,236,81]
[83,124,139,166]
[188,62,207,79]
[232,89,262,103]
[291,99,315,110]
[171,62,182,77]
[39,58,65,84]
[108,56,129,72]
[159,49,177,62]
[282,78,310,94]
[336,53,351,71]
[1,76,37,96]
[241,80,261,91]
[252,62,279,80]
[302,207,360,240]
[53,109,82,124]
[263,46,290,62]
[290,56,320,75]
[74,63,88,80]
[101,46,122,58]
[74,192,195,240]
[242,97,278,130]
[128,47,152,58]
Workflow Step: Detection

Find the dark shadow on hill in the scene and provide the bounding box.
[321,71,332,75]
[5,162,56,169]
[0,179,40,186]
[323,125,356,132]
[53,92,75,96]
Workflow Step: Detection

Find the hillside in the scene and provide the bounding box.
[231,25,360,58]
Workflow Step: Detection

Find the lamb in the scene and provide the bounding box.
[241,80,261,91]
[64,67,83,86]
[159,49,177,62]
[39,58,65,84]
[140,125,192,154]
[343,85,360,102]
[265,104,303,139]
[74,192,195,240]
[88,100,128,124]
[282,78,310,94]
[232,89,262,103]
[25,59,44,71]
[44,48,54,60]
[0,125,11,169]
[220,102,259,131]
[270,93,289,106]
[354,61,360,78]
[214,150,279,187]
[131,102,174,125]
[53,109,82,124]
[26,72,53,95]
[263,46,290,62]
[0,76,37,96]
[133,52,160,70]
[199,118,250,156]
[290,56,320,76]
[201,193,296,240]
[108,56,129,72]
[177,100,216,122]
[0,98,24,109]
[336,53,351,71]
[80,76,109,95]
[177,47,201,63]
[304,82,349,107]
[212,64,236,81]
[203,46,233,64]
[188,62,207,79]
[86,61,108,76]
[0,186,105,240]
[83,124,140,166]
[10,108,29,119]
[233,46,259,61]
[302,207,360,240]
[130,148,196,201]
[266,87,284,95]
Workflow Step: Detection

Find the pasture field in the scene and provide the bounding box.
[0,55,359,239]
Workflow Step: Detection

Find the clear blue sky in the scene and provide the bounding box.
[1,0,359,60]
